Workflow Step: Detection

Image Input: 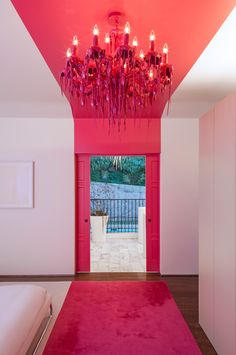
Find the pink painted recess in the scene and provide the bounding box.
[74,118,161,155]
[75,119,161,272]
[12,0,236,118]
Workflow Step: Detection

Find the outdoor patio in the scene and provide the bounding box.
[91,238,146,272]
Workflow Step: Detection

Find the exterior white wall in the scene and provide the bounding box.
[0,117,74,275]
[199,93,236,355]
[161,119,199,274]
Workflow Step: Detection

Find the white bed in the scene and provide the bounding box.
[0,284,52,355]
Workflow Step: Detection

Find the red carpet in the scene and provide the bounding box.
[43,281,201,355]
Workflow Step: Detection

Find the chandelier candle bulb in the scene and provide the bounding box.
[72,35,78,46]
[139,49,145,59]
[72,35,78,55]
[66,48,72,59]
[132,36,138,48]
[105,33,110,54]
[149,30,155,51]
[162,43,168,64]
[93,24,99,46]
[149,69,154,79]
[124,22,130,45]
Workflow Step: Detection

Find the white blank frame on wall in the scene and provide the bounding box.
[0,161,34,208]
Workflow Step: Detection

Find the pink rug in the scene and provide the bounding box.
[43,281,201,355]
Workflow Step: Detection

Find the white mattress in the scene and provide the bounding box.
[0,284,52,355]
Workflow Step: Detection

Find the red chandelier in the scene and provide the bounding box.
[61,14,173,120]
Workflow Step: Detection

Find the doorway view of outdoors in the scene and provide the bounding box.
[90,156,146,272]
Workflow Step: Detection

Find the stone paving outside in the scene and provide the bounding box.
[91,237,146,272]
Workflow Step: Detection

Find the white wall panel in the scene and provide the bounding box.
[161,119,199,274]
[199,109,214,341]
[0,117,74,275]
[199,93,236,355]
[213,95,236,355]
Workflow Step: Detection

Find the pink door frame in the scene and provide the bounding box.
[75,153,160,273]
[146,154,160,271]
[75,155,91,272]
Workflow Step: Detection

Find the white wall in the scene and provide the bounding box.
[199,93,236,355]
[0,117,74,275]
[161,118,199,274]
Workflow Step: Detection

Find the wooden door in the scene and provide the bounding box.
[75,154,90,272]
[146,154,160,272]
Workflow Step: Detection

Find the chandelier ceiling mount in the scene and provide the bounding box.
[107,11,126,27]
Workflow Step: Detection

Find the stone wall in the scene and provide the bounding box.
[91,182,145,199]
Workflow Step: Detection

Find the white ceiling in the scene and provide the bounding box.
[163,6,236,119]
[0,0,236,119]
[0,0,71,118]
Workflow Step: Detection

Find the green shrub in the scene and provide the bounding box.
[91,156,145,186]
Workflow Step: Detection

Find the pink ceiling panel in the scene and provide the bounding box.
[11,0,236,118]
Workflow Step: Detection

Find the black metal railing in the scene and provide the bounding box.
[90,199,146,233]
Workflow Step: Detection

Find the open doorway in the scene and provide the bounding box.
[90,156,146,272]
[75,154,159,273]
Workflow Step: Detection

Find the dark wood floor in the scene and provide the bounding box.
[0,273,216,355]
